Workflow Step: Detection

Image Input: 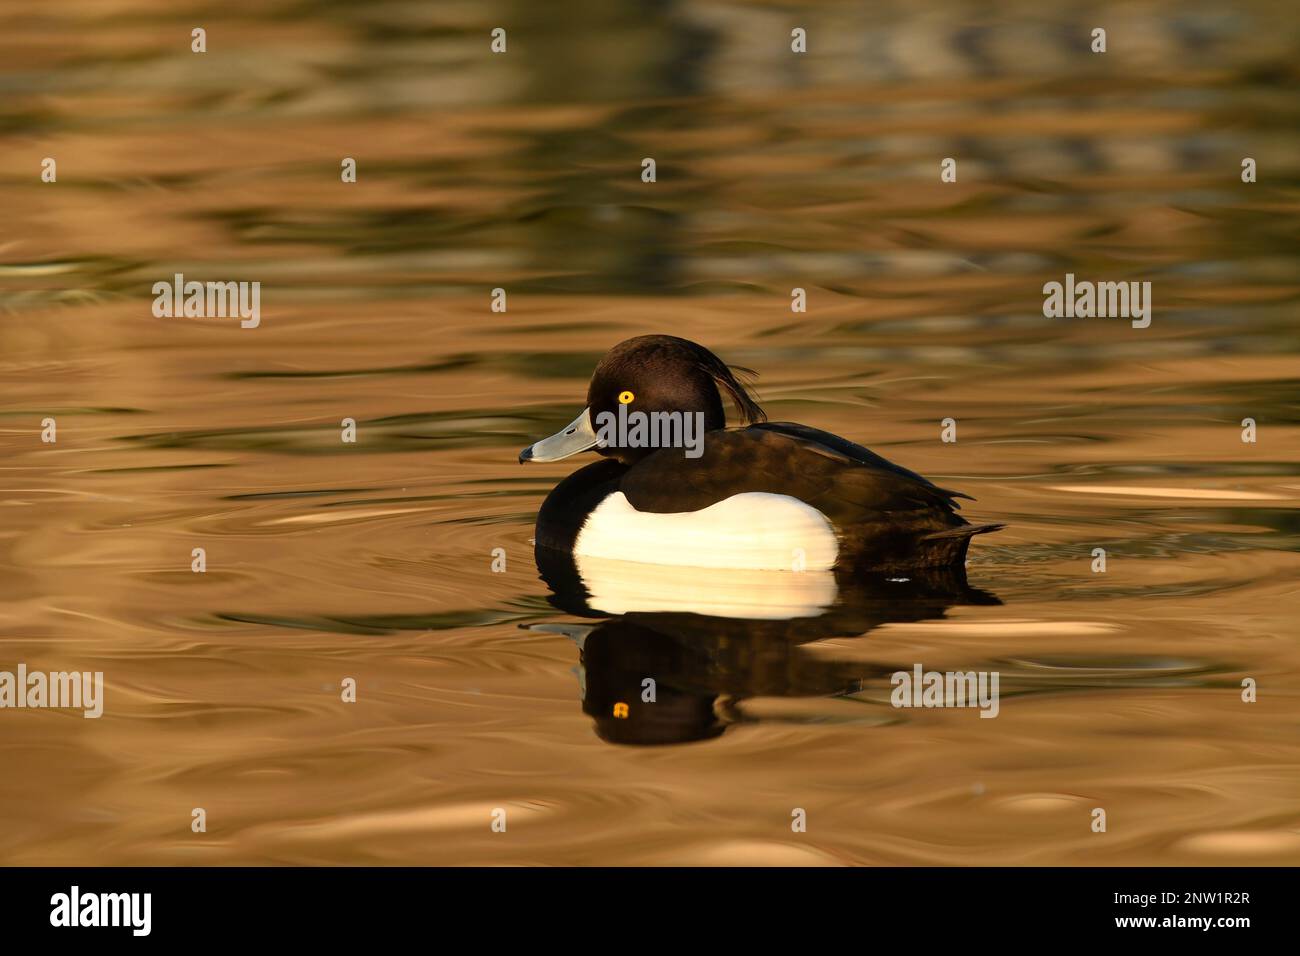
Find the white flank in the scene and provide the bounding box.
[574,491,839,571]
[575,554,838,619]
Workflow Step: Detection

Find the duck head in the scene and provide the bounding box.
[518,334,765,466]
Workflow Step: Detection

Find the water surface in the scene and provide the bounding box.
[1,0,1298,865]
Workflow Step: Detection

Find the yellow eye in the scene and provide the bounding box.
[618,390,634,405]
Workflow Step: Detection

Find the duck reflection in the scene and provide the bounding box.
[531,546,1000,746]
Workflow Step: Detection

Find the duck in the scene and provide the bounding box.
[518,334,1002,574]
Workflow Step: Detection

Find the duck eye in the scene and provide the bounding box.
[618,390,634,405]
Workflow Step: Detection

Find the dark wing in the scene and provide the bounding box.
[620,424,1001,570]
[751,422,973,504]
[621,424,967,531]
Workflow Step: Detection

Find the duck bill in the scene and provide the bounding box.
[519,408,601,463]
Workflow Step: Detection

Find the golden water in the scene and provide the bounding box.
[1,0,1298,864]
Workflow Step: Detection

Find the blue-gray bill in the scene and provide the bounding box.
[519,408,599,463]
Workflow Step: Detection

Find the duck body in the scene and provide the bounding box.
[520,335,1001,574]
[535,420,998,574]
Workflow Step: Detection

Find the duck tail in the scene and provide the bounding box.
[922,522,1006,542]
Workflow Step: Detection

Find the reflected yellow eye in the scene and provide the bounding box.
[618,390,634,405]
